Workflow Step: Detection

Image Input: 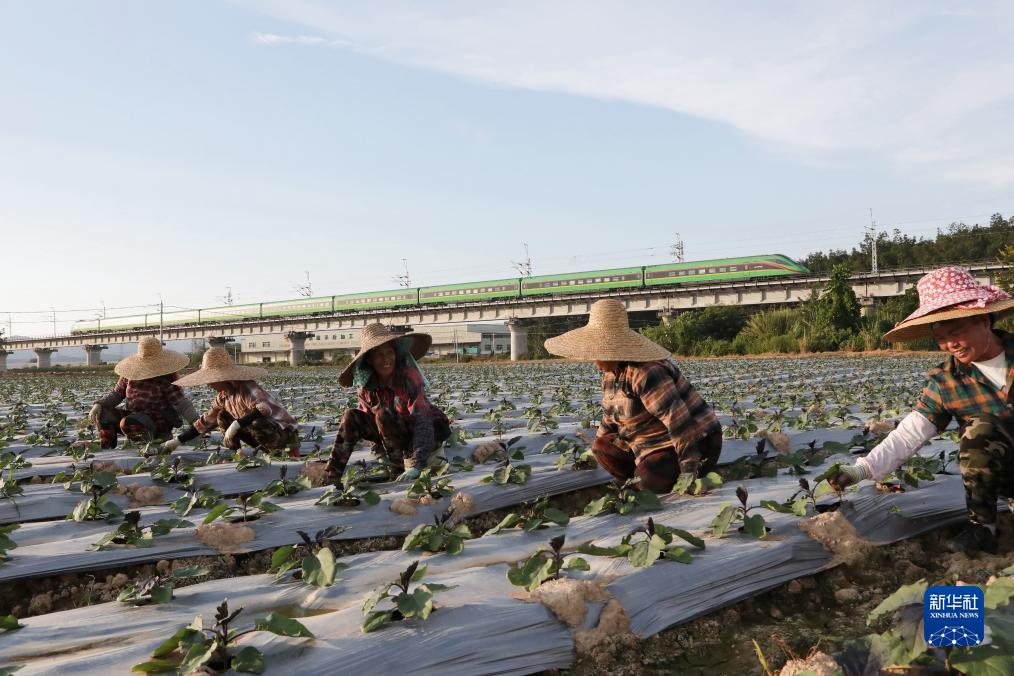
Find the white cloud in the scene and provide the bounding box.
[238,0,1014,185]
[252,31,347,47]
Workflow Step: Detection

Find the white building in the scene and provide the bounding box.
[237,324,511,364]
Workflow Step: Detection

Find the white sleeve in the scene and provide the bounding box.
[857,410,938,480]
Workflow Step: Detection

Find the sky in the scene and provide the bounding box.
[3,0,1014,342]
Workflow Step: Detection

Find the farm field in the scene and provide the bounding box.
[0,355,1011,675]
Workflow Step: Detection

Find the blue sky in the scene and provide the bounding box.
[3,0,1014,340]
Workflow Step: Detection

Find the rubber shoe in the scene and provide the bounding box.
[947,523,998,555]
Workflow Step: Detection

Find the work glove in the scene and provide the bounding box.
[222,421,242,448]
[396,467,421,482]
[88,403,103,426]
[828,463,870,490]
[159,437,183,454]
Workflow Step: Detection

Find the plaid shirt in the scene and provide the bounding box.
[598,360,720,461]
[111,375,184,423]
[194,381,297,434]
[915,330,1014,432]
[358,366,448,424]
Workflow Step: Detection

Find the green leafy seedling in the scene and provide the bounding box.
[485,495,570,535]
[583,478,662,517]
[132,599,312,674]
[507,534,590,591]
[578,517,705,568]
[361,561,455,633]
[710,486,769,539]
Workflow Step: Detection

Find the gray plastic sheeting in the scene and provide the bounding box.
[0,451,973,675]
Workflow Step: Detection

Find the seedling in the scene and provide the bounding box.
[790,477,835,513]
[406,466,454,501]
[361,561,454,633]
[578,517,705,568]
[480,447,532,486]
[710,486,769,539]
[235,450,271,470]
[262,466,312,497]
[507,534,590,591]
[0,451,31,499]
[67,472,123,523]
[402,510,473,555]
[0,524,19,564]
[89,510,193,550]
[117,565,210,606]
[485,495,570,535]
[148,455,196,489]
[673,470,724,496]
[170,485,224,518]
[315,466,380,507]
[0,614,23,632]
[54,461,118,493]
[583,478,663,516]
[132,599,313,674]
[268,526,348,587]
[202,491,280,524]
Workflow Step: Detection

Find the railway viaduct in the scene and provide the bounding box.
[1,263,1005,369]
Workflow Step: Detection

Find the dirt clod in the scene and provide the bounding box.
[798,510,873,566]
[524,578,611,627]
[471,442,503,464]
[390,497,418,515]
[195,522,255,552]
[777,650,841,676]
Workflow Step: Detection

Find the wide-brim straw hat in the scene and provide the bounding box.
[884,266,1014,342]
[544,299,672,362]
[338,323,432,387]
[173,347,266,387]
[114,335,190,380]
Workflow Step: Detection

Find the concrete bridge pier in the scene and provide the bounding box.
[506,319,528,361]
[285,331,314,366]
[0,351,11,372]
[657,310,679,325]
[83,344,107,366]
[34,348,57,368]
[859,297,877,318]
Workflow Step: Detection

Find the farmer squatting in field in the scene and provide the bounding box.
[160,347,301,456]
[88,335,199,448]
[325,323,450,484]
[544,299,723,493]
[831,266,1014,554]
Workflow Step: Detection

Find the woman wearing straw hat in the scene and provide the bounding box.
[160,347,300,455]
[325,323,450,483]
[830,267,1014,554]
[87,336,199,448]
[544,299,723,493]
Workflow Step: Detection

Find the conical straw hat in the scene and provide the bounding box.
[338,323,432,387]
[544,299,671,362]
[883,266,1014,342]
[114,336,190,380]
[173,347,267,387]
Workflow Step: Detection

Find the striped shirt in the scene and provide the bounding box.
[915,330,1014,433]
[194,381,297,433]
[597,360,720,461]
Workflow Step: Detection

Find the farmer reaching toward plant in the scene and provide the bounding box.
[544,299,722,493]
[325,324,450,483]
[830,266,1014,554]
[161,347,300,455]
[88,335,199,449]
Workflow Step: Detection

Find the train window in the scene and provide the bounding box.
[730,266,737,271]
[719,267,726,272]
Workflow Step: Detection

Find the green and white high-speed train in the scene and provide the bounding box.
[70,254,809,334]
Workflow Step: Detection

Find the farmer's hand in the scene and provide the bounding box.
[159,437,182,454]
[828,463,869,490]
[396,467,421,482]
[88,403,103,426]
[222,421,242,448]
